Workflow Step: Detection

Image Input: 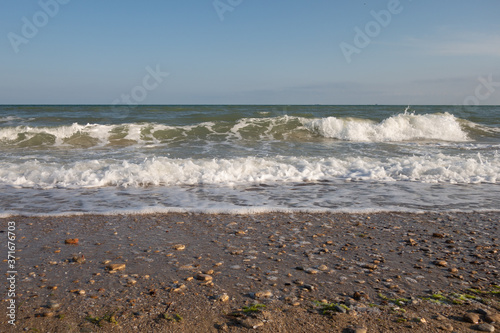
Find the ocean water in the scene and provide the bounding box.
[1,105,499,216]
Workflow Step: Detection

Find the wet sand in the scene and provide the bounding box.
[1,212,499,332]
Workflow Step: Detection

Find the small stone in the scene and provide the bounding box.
[47,301,61,310]
[485,314,500,323]
[72,255,86,264]
[353,291,368,300]
[43,312,55,317]
[407,238,418,246]
[254,290,273,299]
[172,244,186,251]
[347,326,367,333]
[78,290,86,295]
[477,309,491,316]
[434,260,448,267]
[335,305,347,313]
[65,238,79,245]
[217,322,228,331]
[464,312,480,324]
[179,264,195,270]
[196,274,213,282]
[172,284,186,292]
[305,268,319,274]
[317,264,328,271]
[303,284,315,291]
[433,233,445,238]
[107,264,126,271]
[238,318,264,329]
[434,314,447,321]
[449,267,459,273]
[473,323,495,332]
[218,293,230,302]
[412,317,427,323]
[362,263,378,270]
[438,323,454,331]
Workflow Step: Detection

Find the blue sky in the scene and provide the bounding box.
[1,0,499,105]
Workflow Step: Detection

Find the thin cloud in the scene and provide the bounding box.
[405,32,500,57]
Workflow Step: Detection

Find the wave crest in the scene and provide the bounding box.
[303,112,469,142]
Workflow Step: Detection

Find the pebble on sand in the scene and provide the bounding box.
[347,326,368,333]
[463,312,480,324]
[305,268,319,274]
[485,314,500,323]
[172,244,186,251]
[317,264,329,271]
[216,293,230,302]
[65,238,79,245]
[473,323,495,332]
[107,263,126,272]
[433,260,448,267]
[238,317,264,329]
[254,290,273,299]
[438,323,454,332]
[196,274,213,282]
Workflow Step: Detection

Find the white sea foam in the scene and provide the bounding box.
[0,116,22,123]
[302,112,469,142]
[1,153,498,189]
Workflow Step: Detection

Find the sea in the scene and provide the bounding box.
[1,105,499,217]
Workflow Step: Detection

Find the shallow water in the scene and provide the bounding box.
[1,105,499,216]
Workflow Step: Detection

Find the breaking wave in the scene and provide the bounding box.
[1,153,498,189]
[0,112,477,148]
[302,112,469,142]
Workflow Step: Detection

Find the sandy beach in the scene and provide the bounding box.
[1,212,499,332]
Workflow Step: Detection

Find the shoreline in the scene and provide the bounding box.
[1,211,499,332]
[3,206,500,219]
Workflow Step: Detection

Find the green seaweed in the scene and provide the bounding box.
[85,312,118,327]
[431,293,447,300]
[164,313,183,322]
[313,301,349,315]
[466,288,483,294]
[242,304,266,313]
[378,294,410,306]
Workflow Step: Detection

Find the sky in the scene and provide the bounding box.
[1,0,499,105]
